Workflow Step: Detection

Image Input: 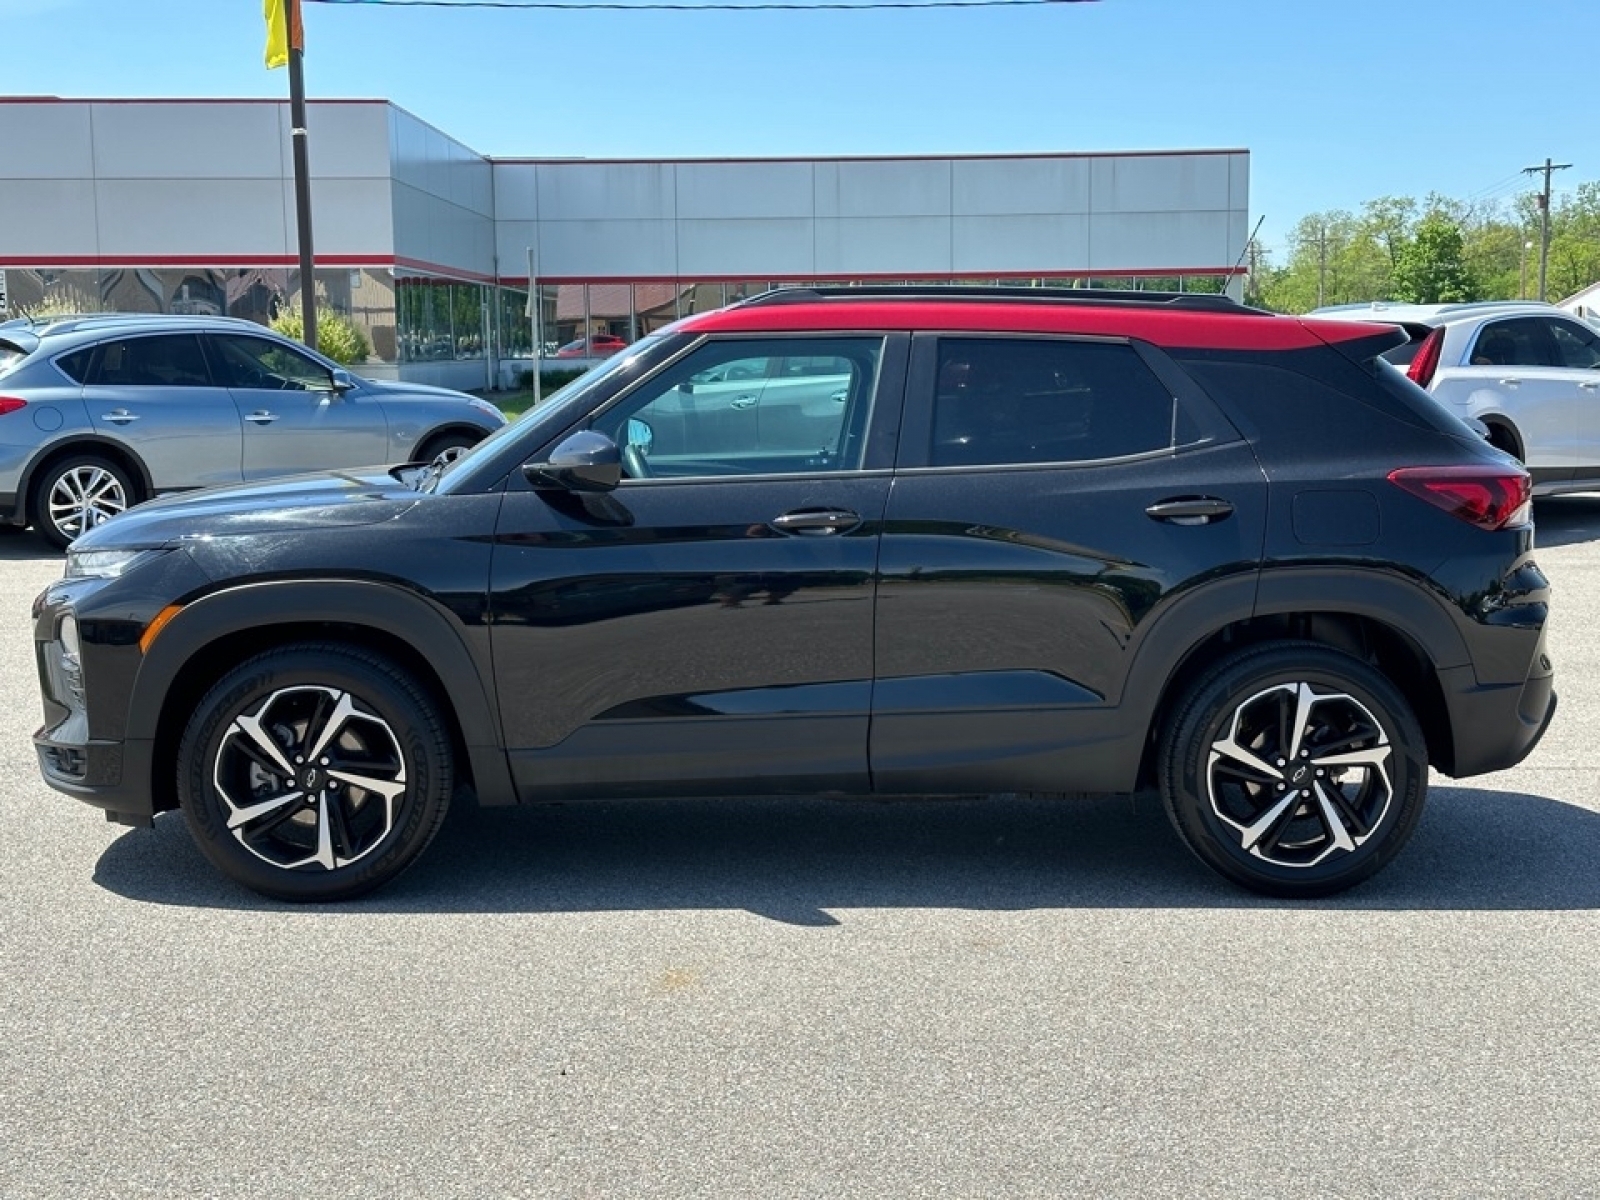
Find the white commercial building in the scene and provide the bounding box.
[0,97,1251,390]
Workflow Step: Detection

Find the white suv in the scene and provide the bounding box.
[1313,301,1600,495]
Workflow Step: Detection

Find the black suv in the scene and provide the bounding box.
[33,288,1557,901]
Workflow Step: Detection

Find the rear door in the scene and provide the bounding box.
[871,333,1268,795]
[206,332,390,478]
[77,333,242,488]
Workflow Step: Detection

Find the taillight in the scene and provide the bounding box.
[0,397,27,417]
[1388,465,1532,531]
[1406,327,1444,388]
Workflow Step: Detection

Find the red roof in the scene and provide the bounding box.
[681,298,1401,353]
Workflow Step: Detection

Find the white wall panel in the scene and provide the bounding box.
[91,102,284,180]
[0,181,99,255]
[391,184,495,276]
[1229,154,1250,213]
[1089,211,1236,271]
[4,104,95,180]
[96,179,289,257]
[536,164,677,223]
[816,217,952,275]
[493,166,539,222]
[829,160,952,218]
[1090,154,1233,214]
[282,178,395,257]
[536,221,678,279]
[953,158,1092,216]
[304,103,393,180]
[677,219,814,278]
[675,162,812,219]
[952,215,1091,274]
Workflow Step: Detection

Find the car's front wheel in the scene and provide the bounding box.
[32,454,138,549]
[177,644,454,902]
[1159,642,1427,898]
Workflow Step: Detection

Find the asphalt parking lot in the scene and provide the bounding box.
[4,501,1599,1199]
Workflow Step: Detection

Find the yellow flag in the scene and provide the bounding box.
[264,0,303,70]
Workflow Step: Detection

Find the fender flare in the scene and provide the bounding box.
[129,579,513,801]
[1117,565,1469,746]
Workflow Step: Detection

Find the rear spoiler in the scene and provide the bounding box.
[0,332,39,357]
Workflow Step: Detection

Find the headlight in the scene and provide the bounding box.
[469,397,507,424]
[64,548,166,579]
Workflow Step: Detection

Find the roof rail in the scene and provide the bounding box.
[27,312,268,337]
[738,284,1259,314]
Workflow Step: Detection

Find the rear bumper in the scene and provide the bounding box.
[1437,661,1557,778]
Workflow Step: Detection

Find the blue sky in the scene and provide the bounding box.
[6,0,1595,257]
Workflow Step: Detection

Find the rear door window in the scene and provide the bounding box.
[74,335,213,387]
[1547,317,1600,369]
[918,337,1190,468]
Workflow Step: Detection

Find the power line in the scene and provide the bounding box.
[306,0,1093,9]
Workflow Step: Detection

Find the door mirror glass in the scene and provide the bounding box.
[329,368,357,394]
[526,430,621,493]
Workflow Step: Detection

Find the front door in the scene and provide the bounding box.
[205,332,390,477]
[488,334,904,799]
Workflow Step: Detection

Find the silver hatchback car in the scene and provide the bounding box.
[0,313,506,547]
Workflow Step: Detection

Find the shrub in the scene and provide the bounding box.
[270,305,372,366]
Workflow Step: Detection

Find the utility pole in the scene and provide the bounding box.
[1522,157,1571,303]
[1316,224,1327,308]
[287,0,317,351]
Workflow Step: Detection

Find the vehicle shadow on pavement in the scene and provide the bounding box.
[1534,496,1600,548]
[92,785,1600,920]
[0,529,61,562]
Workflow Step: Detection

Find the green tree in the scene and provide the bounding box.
[1390,212,1477,303]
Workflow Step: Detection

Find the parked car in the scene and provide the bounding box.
[0,313,507,547]
[33,286,1555,902]
[555,334,628,359]
[1310,300,1600,494]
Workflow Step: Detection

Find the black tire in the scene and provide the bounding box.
[177,643,453,902]
[416,431,480,468]
[1485,422,1523,462]
[1158,642,1427,898]
[31,454,138,550]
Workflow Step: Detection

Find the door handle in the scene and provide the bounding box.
[730,395,757,410]
[1580,381,1600,391]
[101,409,139,425]
[246,410,280,424]
[1498,378,1522,388]
[1145,496,1234,526]
[770,509,862,536]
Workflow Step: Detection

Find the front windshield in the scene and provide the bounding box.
[422,333,668,492]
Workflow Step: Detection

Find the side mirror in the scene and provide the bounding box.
[329,368,357,395]
[525,430,621,493]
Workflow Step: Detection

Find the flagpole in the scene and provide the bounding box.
[286,0,317,351]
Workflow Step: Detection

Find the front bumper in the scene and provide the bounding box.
[34,735,157,826]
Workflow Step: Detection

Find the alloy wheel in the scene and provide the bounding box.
[48,465,128,539]
[213,684,408,871]
[1205,681,1394,869]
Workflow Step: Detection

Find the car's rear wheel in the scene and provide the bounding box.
[1485,421,1523,462]
[1159,642,1427,897]
[177,644,453,902]
[32,454,138,549]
